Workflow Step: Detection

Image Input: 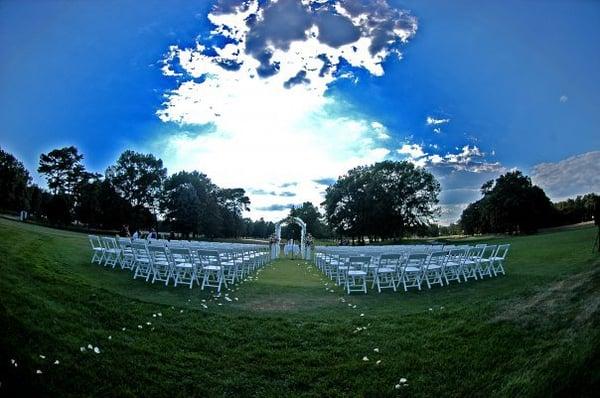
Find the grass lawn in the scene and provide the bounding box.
[0,217,598,397]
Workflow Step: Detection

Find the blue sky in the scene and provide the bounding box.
[1,0,599,224]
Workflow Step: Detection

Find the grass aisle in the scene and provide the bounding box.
[0,218,599,397]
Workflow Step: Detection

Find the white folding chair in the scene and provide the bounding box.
[422,251,447,289]
[102,237,120,268]
[372,254,398,292]
[477,245,497,278]
[345,256,370,294]
[148,245,171,285]
[491,244,510,276]
[88,235,105,264]
[196,250,227,292]
[398,253,427,291]
[462,247,483,281]
[132,242,152,281]
[444,249,466,284]
[117,237,134,270]
[169,247,196,288]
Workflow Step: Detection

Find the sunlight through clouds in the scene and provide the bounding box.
[154,0,417,220]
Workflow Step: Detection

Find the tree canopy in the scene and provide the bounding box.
[460,171,556,234]
[0,147,31,211]
[323,160,440,240]
[38,146,89,195]
[105,150,167,211]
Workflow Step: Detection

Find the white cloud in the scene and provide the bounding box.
[396,143,504,174]
[398,143,426,159]
[559,95,568,103]
[154,0,416,220]
[531,151,600,200]
[426,116,450,126]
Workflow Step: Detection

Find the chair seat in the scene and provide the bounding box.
[175,262,193,268]
[155,260,170,266]
[427,264,442,270]
[405,266,421,272]
[348,270,367,276]
[377,267,395,273]
[203,265,222,271]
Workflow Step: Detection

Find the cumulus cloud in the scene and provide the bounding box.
[559,95,568,103]
[154,0,418,220]
[396,143,504,173]
[531,151,600,200]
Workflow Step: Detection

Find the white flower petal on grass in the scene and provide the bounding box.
[374,348,379,353]
[180,310,184,313]
[54,360,60,365]
[80,347,86,352]
[87,344,93,350]
[36,370,42,374]
[234,297,239,301]
[362,356,369,361]
[153,314,156,317]
[10,359,15,364]
[138,325,143,329]
[400,378,407,383]
[428,308,433,311]
[122,327,126,331]
[376,360,382,365]
[39,355,46,359]
[360,313,365,317]
[146,322,151,325]
[218,303,223,306]
[93,347,100,354]
[395,384,401,389]
[108,336,112,340]
[158,312,162,317]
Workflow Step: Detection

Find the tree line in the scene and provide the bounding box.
[459,170,599,235]
[3,145,595,240]
[1,146,257,238]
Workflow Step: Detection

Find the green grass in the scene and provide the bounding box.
[0,218,598,397]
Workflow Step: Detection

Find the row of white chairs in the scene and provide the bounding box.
[313,244,510,294]
[88,235,271,292]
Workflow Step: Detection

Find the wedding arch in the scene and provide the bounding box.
[273,216,307,259]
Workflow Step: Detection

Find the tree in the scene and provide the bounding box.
[554,193,599,225]
[459,171,556,234]
[44,194,72,225]
[38,146,88,195]
[323,161,440,240]
[161,171,216,237]
[105,150,167,212]
[0,147,31,211]
[217,188,251,238]
[289,202,331,239]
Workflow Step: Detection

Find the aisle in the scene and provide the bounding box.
[235,259,342,312]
